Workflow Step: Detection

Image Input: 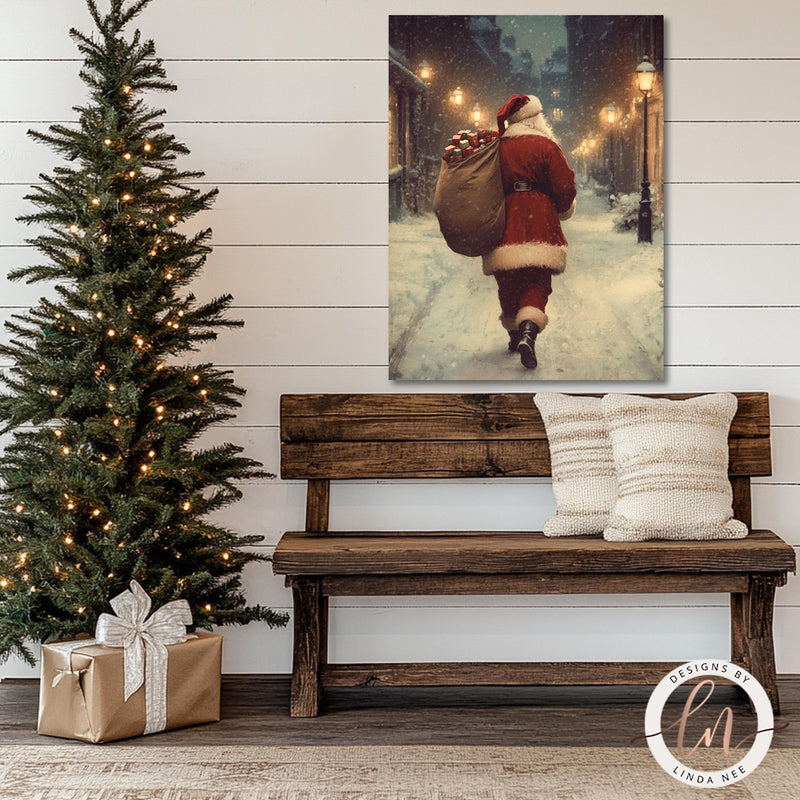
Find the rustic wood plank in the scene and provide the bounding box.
[320,572,751,596]
[305,479,330,532]
[273,530,797,576]
[321,661,694,688]
[745,574,781,713]
[281,436,771,479]
[731,476,753,529]
[281,392,770,442]
[289,578,323,718]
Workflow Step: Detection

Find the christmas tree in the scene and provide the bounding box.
[0,0,286,665]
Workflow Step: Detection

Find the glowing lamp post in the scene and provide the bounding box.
[636,56,657,243]
[417,60,433,85]
[605,103,618,207]
[450,86,464,106]
[471,104,482,126]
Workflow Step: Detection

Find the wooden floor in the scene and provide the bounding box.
[3,675,800,747]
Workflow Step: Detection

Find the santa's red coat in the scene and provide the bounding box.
[482,124,577,276]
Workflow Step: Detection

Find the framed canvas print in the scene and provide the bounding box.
[389,15,664,380]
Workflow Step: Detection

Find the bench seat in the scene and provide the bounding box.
[273,530,795,576]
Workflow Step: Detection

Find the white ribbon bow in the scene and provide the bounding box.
[95,580,192,734]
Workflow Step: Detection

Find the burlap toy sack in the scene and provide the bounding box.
[433,138,505,258]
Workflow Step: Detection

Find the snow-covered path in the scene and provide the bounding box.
[389,187,663,381]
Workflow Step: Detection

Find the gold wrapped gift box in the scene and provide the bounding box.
[37,632,222,743]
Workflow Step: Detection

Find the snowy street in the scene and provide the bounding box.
[389,186,663,381]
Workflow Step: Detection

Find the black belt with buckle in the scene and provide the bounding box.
[513,181,544,192]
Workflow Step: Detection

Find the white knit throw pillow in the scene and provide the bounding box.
[534,393,616,536]
[601,393,748,542]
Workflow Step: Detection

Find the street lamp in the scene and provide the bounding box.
[636,56,657,243]
[450,86,464,106]
[605,103,618,207]
[471,104,482,126]
[417,60,433,84]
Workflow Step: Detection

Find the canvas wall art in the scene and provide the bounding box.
[389,15,664,380]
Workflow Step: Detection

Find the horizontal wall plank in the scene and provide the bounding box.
[3,307,800,369]
[3,604,798,679]
[5,121,800,186]
[3,184,798,247]
[4,61,800,126]
[0,246,388,309]
[0,122,386,185]
[0,185,389,246]
[0,1,797,62]
[0,61,387,123]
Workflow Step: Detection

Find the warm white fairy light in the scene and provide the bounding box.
[222,552,230,561]
[204,604,212,611]
[64,535,74,545]
[54,429,63,438]
[165,272,174,280]
[14,504,24,513]
[182,501,191,511]
[69,223,81,235]
[100,454,108,462]
[91,197,100,206]
[49,389,59,397]
[0,579,8,589]
[192,374,200,382]
[62,446,72,456]
[91,293,98,301]
[156,361,166,371]
[148,450,156,459]
[135,337,145,348]
[103,138,113,146]
[121,192,133,202]
[101,234,110,243]
[107,328,116,337]
[128,170,136,178]
[95,311,104,320]
[121,85,132,95]
[143,142,152,152]
[108,384,116,393]
[200,389,208,398]
[113,418,121,427]
[55,312,62,320]
[140,464,149,473]
[103,521,113,532]
[78,606,86,613]
[167,214,177,224]
[155,405,165,414]
[123,152,132,161]
[92,508,101,517]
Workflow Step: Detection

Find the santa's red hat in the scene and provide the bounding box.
[496,94,544,133]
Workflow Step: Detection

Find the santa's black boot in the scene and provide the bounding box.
[507,330,521,353]
[517,320,540,369]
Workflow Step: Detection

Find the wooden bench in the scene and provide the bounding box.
[272,392,796,717]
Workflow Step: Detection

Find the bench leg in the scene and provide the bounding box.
[290,577,324,717]
[730,592,749,670]
[743,575,781,715]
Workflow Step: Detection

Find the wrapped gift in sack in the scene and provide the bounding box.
[37,580,222,743]
[433,134,505,258]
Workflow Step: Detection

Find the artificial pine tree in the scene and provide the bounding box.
[0,0,286,665]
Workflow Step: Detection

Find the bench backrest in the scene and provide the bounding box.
[280,392,771,529]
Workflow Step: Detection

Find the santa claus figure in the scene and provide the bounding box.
[483,94,577,369]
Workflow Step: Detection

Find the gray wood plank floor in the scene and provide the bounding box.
[3,676,798,747]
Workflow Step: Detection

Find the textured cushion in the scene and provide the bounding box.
[534,393,616,536]
[601,393,748,542]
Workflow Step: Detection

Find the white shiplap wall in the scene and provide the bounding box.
[1,0,799,678]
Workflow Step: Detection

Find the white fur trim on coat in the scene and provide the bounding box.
[559,198,577,221]
[516,306,548,332]
[482,242,568,275]
[502,121,552,139]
